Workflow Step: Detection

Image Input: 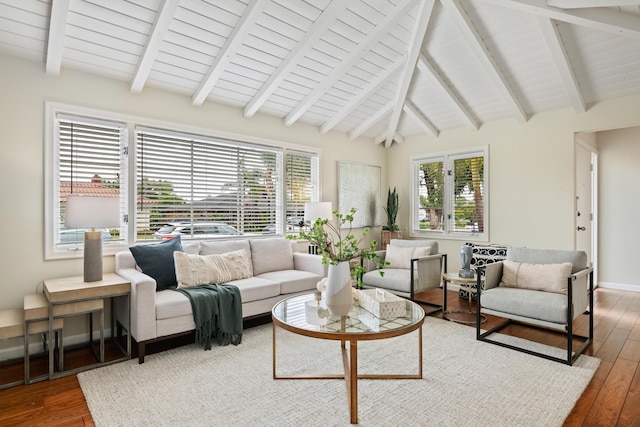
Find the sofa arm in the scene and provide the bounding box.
[115,267,158,343]
[293,253,327,277]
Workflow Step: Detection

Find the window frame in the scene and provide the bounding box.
[45,102,321,260]
[409,146,489,241]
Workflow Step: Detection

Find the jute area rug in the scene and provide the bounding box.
[78,317,599,427]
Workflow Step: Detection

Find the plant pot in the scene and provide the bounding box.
[381,230,402,250]
[325,261,353,316]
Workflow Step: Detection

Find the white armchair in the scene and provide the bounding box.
[477,247,593,365]
[360,239,446,306]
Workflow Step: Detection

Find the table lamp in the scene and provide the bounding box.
[304,202,333,254]
[65,196,120,282]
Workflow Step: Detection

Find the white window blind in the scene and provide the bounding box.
[136,127,281,240]
[286,151,319,228]
[55,115,126,247]
[412,148,487,240]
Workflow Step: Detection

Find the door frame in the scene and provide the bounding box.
[574,139,598,287]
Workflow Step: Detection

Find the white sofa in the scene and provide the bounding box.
[115,238,325,363]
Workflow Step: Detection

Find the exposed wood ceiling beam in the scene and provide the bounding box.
[403,101,439,137]
[192,0,267,106]
[417,53,479,130]
[547,0,640,8]
[243,1,347,118]
[481,0,640,40]
[537,17,586,113]
[376,131,404,145]
[45,0,70,76]
[283,0,418,127]
[348,101,393,140]
[319,54,407,134]
[130,0,180,94]
[441,0,528,123]
[383,0,435,148]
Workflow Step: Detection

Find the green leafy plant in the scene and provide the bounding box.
[289,207,385,288]
[382,187,400,231]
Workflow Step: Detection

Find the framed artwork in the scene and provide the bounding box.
[337,162,381,228]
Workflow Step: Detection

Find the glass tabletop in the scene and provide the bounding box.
[272,292,425,339]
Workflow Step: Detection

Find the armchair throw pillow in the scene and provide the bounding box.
[174,249,253,288]
[500,260,572,294]
[385,245,431,269]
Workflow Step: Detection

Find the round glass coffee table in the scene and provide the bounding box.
[272,293,425,424]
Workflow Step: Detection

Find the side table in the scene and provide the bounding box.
[43,273,131,379]
[442,272,486,325]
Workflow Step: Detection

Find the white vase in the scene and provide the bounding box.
[325,261,353,316]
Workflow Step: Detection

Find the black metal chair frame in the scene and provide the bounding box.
[476,265,594,366]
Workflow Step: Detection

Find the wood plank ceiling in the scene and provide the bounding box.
[1,0,639,147]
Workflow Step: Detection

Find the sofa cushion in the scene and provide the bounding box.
[130,236,183,291]
[226,277,281,303]
[500,260,572,294]
[156,289,192,320]
[174,249,253,288]
[385,245,430,269]
[389,239,439,254]
[256,270,321,294]
[506,247,587,274]
[250,238,294,275]
[199,240,251,256]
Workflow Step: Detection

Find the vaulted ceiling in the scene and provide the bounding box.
[1,0,639,147]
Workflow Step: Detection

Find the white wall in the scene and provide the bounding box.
[597,126,640,290]
[0,53,387,314]
[387,95,640,278]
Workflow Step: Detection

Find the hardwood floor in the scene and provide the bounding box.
[1,287,639,426]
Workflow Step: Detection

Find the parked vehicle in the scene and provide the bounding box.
[153,222,241,240]
[59,228,112,244]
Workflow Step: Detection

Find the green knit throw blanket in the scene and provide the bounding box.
[174,284,243,350]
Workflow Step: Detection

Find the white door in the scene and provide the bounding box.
[575,141,597,284]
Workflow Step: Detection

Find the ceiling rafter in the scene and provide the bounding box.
[319,54,407,134]
[441,0,528,123]
[403,101,439,137]
[547,0,640,8]
[417,53,479,130]
[45,0,70,76]
[191,0,268,106]
[283,0,418,127]
[243,1,348,118]
[537,17,586,113]
[481,0,640,40]
[130,0,180,94]
[376,130,404,145]
[383,0,435,148]
[348,101,393,140]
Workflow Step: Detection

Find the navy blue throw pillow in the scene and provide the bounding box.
[130,236,183,291]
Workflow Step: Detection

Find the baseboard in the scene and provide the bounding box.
[598,282,640,292]
[0,328,112,362]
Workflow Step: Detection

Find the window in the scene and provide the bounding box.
[410,147,488,240]
[45,103,320,259]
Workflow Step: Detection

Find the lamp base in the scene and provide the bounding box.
[84,231,103,282]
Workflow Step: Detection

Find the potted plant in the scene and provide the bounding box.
[381,187,401,249]
[290,207,384,315]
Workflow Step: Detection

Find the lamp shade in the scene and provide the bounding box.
[304,202,333,223]
[65,196,120,229]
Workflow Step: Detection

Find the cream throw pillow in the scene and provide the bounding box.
[500,260,572,294]
[174,249,253,288]
[385,245,431,269]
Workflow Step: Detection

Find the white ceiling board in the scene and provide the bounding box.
[0,0,639,146]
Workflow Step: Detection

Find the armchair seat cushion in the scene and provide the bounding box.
[481,287,569,325]
[362,269,413,294]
